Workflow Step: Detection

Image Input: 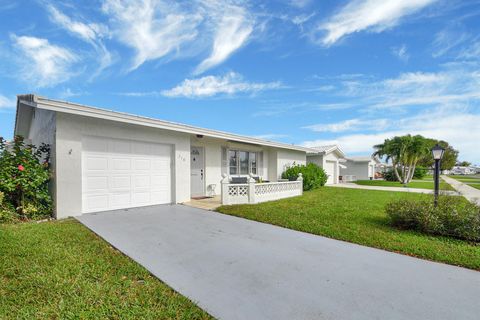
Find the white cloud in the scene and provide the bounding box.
[194,5,253,75]
[289,0,312,8]
[0,94,15,109]
[432,28,470,58]
[391,44,409,62]
[162,72,281,98]
[101,0,255,73]
[102,0,202,71]
[11,35,78,87]
[316,0,437,46]
[47,4,113,77]
[301,109,480,162]
[304,118,389,133]
[327,68,480,110]
[47,5,109,43]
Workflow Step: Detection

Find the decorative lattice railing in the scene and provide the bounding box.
[221,175,303,205]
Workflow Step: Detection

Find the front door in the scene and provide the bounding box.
[190,147,205,197]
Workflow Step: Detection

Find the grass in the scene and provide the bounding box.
[0,219,212,320]
[217,187,480,270]
[353,179,455,191]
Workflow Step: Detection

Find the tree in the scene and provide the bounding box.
[417,139,458,170]
[457,161,471,167]
[373,135,430,184]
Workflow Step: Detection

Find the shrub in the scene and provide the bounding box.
[385,196,480,242]
[282,163,328,191]
[0,136,52,222]
[413,166,428,179]
[383,169,398,181]
[0,191,17,223]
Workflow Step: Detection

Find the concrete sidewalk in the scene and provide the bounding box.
[77,205,480,320]
[441,175,480,204]
[330,182,458,195]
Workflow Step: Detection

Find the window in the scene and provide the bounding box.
[228,150,258,175]
[229,150,238,175]
[250,152,257,174]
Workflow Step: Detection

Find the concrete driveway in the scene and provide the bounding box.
[77,205,480,320]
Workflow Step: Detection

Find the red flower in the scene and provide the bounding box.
[18,165,25,171]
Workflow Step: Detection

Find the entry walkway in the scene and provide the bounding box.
[441,175,480,204]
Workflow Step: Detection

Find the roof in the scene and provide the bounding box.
[15,94,316,153]
[346,156,373,162]
[308,144,346,158]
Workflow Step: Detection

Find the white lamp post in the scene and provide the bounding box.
[431,144,445,207]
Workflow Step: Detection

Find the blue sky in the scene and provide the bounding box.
[1,0,479,162]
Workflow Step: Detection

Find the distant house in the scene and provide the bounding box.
[450,166,476,175]
[307,145,345,185]
[340,156,381,181]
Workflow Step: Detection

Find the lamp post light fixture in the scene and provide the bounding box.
[431,144,445,207]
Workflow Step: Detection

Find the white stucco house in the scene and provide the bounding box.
[340,156,381,181]
[306,145,345,184]
[14,95,312,218]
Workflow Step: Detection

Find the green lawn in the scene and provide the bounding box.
[217,187,480,270]
[353,179,455,191]
[0,220,212,320]
[446,175,480,190]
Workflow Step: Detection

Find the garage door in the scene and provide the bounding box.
[325,161,336,185]
[82,136,172,213]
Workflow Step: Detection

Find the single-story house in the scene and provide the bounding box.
[340,156,380,181]
[306,145,345,185]
[14,94,312,218]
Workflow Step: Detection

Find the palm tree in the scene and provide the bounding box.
[374,135,429,184]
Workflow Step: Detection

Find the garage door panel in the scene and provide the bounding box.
[85,176,108,192]
[134,175,150,188]
[134,159,151,171]
[133,192,151,205]
[85,157,108,170]
[110,176,131,190]
[84,194,109,211]
[110,193,131,207]
[111,158,131,170]
[82,136,172,214]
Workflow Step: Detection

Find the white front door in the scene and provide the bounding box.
[191,147,205,197]
[81,136,172,214]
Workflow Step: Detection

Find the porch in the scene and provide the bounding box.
[221,174,303,205]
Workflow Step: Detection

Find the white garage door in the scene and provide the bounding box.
[325,161,336,185]
[82,136,172,213]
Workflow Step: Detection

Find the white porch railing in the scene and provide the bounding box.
[221,174,303,205]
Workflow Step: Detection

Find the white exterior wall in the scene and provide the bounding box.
[340,160,375,180]
[307,153,340,184]
[27,109,57,211]
[276,149,307,179]
[55,113,191,219]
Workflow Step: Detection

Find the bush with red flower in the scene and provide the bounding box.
[0,136,52,222]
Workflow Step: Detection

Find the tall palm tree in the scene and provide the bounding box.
[374,135,429,184]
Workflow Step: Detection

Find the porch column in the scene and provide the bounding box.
[221,174,231,205]
[248,175,256,204]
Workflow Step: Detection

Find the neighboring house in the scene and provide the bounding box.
[14,94,311,218]
[340,156,380,181]
[450,166,476,175]
[306,145,345,185]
